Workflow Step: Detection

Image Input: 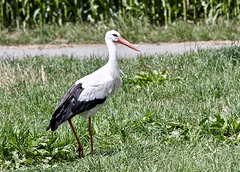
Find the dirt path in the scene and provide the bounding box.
[0,40,238,59]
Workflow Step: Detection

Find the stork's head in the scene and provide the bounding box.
[105,30,140,52]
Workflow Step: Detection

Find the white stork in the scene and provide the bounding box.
[46,30,140,157]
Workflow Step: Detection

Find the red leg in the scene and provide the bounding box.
[88,117,93,156]
[68,118,83,158]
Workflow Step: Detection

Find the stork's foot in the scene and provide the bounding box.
[76,146,83,158]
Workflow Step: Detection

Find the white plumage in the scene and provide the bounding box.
[46,30,140,157]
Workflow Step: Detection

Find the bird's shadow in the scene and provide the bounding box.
[93,148,121,157]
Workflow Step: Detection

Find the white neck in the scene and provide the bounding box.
[106,39,118,67]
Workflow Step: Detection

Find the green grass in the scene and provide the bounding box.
[1,46,240,171]
[0,19,239,45]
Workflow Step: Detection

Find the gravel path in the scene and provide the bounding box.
[0,41,238,59]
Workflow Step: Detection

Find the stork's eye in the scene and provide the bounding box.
[112,34,118,37]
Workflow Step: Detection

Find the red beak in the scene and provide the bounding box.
[117,37,140,52]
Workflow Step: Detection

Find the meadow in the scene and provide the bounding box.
[1,0,240,171]
[0,46,240,171]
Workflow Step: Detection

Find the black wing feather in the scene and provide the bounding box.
[46,83,106,131]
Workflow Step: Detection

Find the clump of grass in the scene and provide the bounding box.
[1,46,240,170]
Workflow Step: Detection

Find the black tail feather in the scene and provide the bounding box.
[46,83,84,131]
[46,99,75,131]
